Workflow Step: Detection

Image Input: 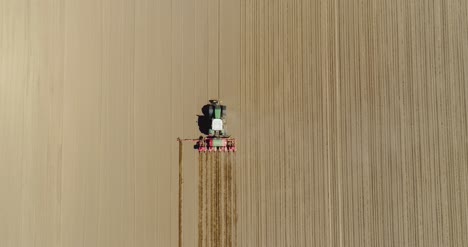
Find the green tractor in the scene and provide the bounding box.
[206,99,228,137]
[197,100,236,152]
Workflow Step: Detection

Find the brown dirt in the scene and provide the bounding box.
[1,0,467,247]
[192,152,237,247]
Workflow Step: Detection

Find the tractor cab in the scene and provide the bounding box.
[206,100,227,137]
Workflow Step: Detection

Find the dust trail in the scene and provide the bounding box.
[226,152,232,247]
[232,152,237,247]
[216,152,221,247]
[198,151,237,247]
[210,153,214,247]
[205,152,211,247]
[221,153,229,246]
[220,153,226,246]
[210,152,216,247]
[198,153,204,247]
[178,141,183,247]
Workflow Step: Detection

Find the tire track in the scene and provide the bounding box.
[198,152,237,247]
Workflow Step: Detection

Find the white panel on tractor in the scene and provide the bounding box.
[212,119,223,131]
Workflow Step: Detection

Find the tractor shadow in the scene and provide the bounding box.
[194,104,212,150]
[197,104,212,135]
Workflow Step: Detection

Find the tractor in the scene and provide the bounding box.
[197,100,236,152]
